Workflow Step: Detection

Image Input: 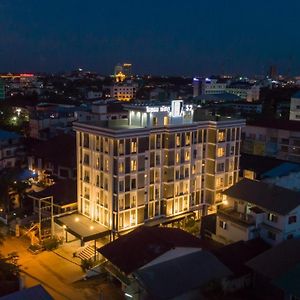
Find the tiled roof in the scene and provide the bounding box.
[223,178,300,215]
[98,226,203,274]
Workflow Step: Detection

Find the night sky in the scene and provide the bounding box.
[0,0,299,76]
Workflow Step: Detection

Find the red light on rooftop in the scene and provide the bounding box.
[20,73,34,77]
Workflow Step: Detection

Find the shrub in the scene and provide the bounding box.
[43,237,60,251]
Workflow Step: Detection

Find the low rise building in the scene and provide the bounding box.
[246,239,300,300]
[289,91,300,121]
[98,226,231,300]
[242,119,300,162]
[0,130,24,170]
[216,179,300,246]
[28,133,76,183]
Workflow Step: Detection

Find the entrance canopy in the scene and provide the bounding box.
[55,213,111,243]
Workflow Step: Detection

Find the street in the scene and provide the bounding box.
[0,235,123,300]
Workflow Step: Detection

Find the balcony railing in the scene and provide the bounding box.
[218,208,255,227]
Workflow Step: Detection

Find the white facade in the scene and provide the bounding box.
[216,194,300,246]
[289,93,300,121]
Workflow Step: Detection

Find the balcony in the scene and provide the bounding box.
[218,208,255,227]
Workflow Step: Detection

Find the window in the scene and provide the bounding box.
[83,154,90,165]
[216,177,224,188]
[185,150,190,161]
[217,147,225,158]
[176,134,180,147]
[131,141,137,153]
[192,165,196,175]
[176,152,180,163]
[119,141,124,155]
[186,133,190,146]
[156,154,160,165]
[104,159,109,171]
[119,181,124,192]
[217,163,225,172]
[288,215,297,224]
[84,170,90,183]
[267,231,276,240]
[163,116,169,125]
[153,117,158,126]
[131,178,136,189]
[131,159,137,171]
[119,162,124,173]
[267,213,278,223]
[219,220,227,230]
[218,130,225,142]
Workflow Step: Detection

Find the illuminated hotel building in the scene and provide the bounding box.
[110,84,137,101]
[74,100,245,235]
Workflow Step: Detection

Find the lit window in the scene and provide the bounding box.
[163,116,169,125]
[119,162,124,173]
[219,220,227,229]
[131,141,137,153]
[192,165,196,174]
[186,133,190,145]
[267,213,278,223]
[217,147,225,157]
[176,152,180,163]
[119,141,124,155]
[131,159,137,171]
[216,177,224,188]
[218,130,225,142]
[176,134,180,147]
[105,159,109,171]
[185,150,190,161]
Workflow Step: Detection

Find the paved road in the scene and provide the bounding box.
[0,236,113,300]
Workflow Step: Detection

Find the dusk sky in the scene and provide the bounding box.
[0,0,299,76]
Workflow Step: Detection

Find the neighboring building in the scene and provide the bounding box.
[212,239,270,291]
[246,239,300,300]
[242,119,300,162]
[289,91,300,121]
[226,82,260,102]
[241,154,300,191]
[0,130,24,170]
[77,101,128,123]
[86,90,102,100]
[74,100,244,236]
[193,77,260,102]
[28,133,76,182]
[106,83,137,101]
[231,102,263,114]
[28,179,77,216]
[193,77,227,97]
[132,250,232,300]
[28,104,83,140]
[216,179,300,246]
[98,226,231,299]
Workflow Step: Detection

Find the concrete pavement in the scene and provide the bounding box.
[0,236,123,300]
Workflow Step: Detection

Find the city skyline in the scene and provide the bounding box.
[0,0,299,76]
